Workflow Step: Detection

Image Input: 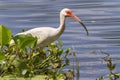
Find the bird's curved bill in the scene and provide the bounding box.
[71,14,89,35]
[79,21,89,35]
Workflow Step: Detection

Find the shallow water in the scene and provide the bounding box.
[0,0,120,80]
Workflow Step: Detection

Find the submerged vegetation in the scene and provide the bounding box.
[0,24,120,80]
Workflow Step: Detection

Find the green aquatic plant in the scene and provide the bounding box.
[96,51,120,80]
[0,24,12,46]
[0,24,75,80]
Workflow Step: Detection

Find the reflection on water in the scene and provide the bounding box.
[0,0,120,80]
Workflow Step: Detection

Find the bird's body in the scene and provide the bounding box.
[16,27,61,48]
[11,8,88,49]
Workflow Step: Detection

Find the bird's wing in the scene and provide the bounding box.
[17,27,57,46]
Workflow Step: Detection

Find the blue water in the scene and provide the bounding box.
[0,0,120,80]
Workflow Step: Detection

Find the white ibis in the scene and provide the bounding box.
[11,8,88,49]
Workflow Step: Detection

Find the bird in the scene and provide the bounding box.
[10,8,88,49]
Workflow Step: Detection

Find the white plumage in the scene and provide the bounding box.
[11,8,88,49]
[16,27,59,48]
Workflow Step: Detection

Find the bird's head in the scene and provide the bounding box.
[61,8,89,35]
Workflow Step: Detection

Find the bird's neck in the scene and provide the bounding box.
[57,14,66,36]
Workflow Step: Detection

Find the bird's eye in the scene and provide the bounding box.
[65,10,71,15]
[65,10,72,17]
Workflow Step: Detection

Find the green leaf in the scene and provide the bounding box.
[57,49,63,56]
[0,24,12,46]
[111,64,116,71]
[0,75,65,80]
[13,34,37,49]
[50,43,57,48]
[22,69,28,75]
[65,48,71,55]
[0,51,5,60]
[58,40,63,47]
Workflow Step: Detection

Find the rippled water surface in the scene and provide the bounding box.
[0,0,120,80]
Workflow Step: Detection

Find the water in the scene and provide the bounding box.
[0,0,120,80]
